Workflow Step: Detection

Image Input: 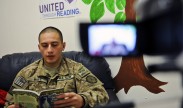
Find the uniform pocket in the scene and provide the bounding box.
[57,75,76,93]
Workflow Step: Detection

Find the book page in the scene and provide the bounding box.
[39,88,64,108]
[13,89,39,108]
[12,88,64,108]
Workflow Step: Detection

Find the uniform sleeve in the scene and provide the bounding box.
[4,69,29,108]
[75,65,109,107]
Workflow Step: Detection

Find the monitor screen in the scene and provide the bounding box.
[87,24,137,56]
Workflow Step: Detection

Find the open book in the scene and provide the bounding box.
[12,88,64,108]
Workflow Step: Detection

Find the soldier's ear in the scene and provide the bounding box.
[38,44,41,51]
[62,42,66,51]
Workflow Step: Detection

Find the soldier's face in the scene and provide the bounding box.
[38,32,65,67]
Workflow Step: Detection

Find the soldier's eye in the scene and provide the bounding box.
[52,43,58,47]
[41,44,48,48]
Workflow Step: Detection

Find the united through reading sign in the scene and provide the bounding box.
[39,0,80,19]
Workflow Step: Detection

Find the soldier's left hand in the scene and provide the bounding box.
[53,92,84,108]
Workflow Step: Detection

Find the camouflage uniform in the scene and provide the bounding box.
[5,58,109,108]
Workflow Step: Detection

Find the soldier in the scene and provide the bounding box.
[5,26,109,108]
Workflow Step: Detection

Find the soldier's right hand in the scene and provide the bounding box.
[7,104,19,108]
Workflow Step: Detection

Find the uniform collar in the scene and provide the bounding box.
[37,58,70,77]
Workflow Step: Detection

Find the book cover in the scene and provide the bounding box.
[12,88,64,108]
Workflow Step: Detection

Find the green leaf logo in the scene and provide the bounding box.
[82,0,93,5]
[116,0,126,10]
[114,12,126,23]
[90,0,105,23]
[105,0,115,14]
[82,0,126,23]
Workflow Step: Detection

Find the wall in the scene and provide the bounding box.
[0,0,182,108]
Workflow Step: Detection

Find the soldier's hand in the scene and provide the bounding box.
[53,92,84,108]
[7,104,19,108]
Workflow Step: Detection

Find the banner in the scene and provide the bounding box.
[39,0,80,19]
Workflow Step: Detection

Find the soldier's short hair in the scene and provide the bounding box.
[38,26,63,43]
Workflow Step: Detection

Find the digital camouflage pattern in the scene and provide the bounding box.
[5,58,109,108]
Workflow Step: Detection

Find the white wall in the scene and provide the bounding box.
[0,0,84,56]
[0,0,182,108]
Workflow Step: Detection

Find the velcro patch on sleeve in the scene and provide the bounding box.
[14,76,28,88]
